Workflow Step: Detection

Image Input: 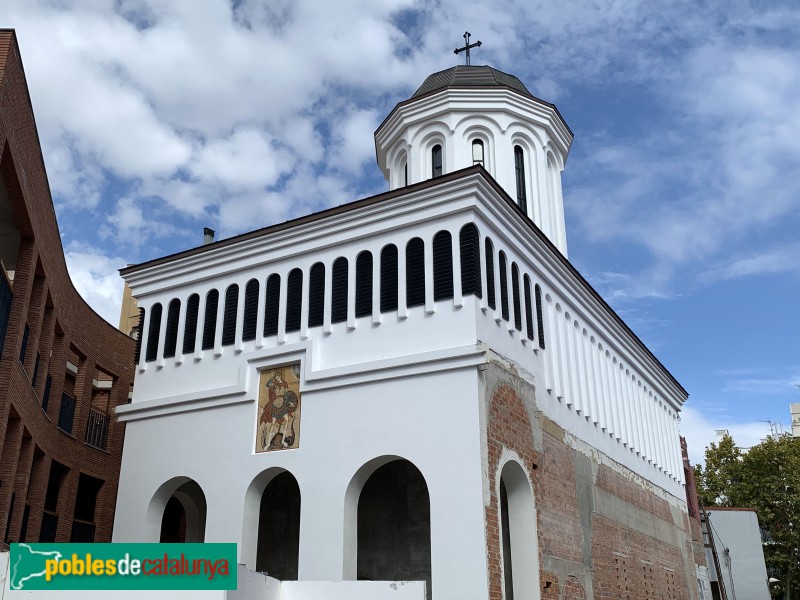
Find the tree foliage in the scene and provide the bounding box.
[694,433,800,599]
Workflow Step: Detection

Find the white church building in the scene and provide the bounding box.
[114,65,705,600]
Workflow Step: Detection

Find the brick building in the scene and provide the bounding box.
[0,30,135,546]
[114,64,709,599]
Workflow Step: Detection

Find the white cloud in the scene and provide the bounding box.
[64,244,128,326]
[679,405,776,466]
[701,243,800,282]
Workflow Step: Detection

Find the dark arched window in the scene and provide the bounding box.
[285,269,303,333]
[242,279,259,341]
[535,284,545,349]
[331,257,348,324]
[485,238,496,310]
[355,252,373,318]
[498,251,509,321]
[523,275,534,341]
[514,146,527,212]
[264,274,280,337]
[145,303,162,362]
[202,290,219,350]
[472,139,484,167]
[380,245,398,313]
[431,144,443,178]
[460,224,482,298]
[163,299,181,358]
[308,263,325,328]
[134,308,145,363]
[432,231,454,301]
[222,285,239,346]
[182,294,199,354]
[406,238,425,308]
[511,263,522,331]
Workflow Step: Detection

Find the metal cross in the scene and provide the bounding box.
[454,31,482,66]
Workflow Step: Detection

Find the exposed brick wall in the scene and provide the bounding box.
[483,361,701,600]
[0,30,135,545]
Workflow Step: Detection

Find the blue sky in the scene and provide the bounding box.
[3,0,799,463]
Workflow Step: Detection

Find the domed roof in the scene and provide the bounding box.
[411,65,535,99]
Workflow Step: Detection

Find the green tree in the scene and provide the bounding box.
[695,433,800,599]
[693,433,743,507]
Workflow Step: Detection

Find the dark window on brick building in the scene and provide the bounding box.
[182,295,199,354]
[145,303,162,362]
[58,393,76,434]
[71,474,103,543]
[406,238,425,308]
[19,323,29,365]
[242,279,259,341]
[460,224,482,298]
[31,352,41,387]
[308,263,325,328]
[285,269,303,333]
[433,231,454,301]
[380,245,398,313]
[264,274,280,337]
[355,252,373,318]
[222,284,239,346]
[163,299,180,358]
[331,258,348,324]
[42,374,52,411]
[202,290,219,350]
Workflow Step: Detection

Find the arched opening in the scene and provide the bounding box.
[472,139,485,167]
[380,245,398,313]
[222,284,239,346]
[499,460,539,600]
[242,279,260,341]
[331,257,348,324]
[308,262,325,328]
[514,146,527,212]
[498,251,509,321]
[264,274,281,337]
[355,251,373,318]
[432,230,453,301]
[163,298,180,358]
[459,224,482,298]
[256,471,301,580]
[348,458,431,596]
[202,289,219,350]
[182,294,199,354]
[431,144,443,178]
[484,238,496,310]
[511,263,522,332]
[285,269,303,333]
[145,303,162,362]
[151,478,207,543]
[406,238,425,308]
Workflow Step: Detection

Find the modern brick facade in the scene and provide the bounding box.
[0,30,135,546]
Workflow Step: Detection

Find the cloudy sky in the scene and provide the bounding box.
[3,0,799,463]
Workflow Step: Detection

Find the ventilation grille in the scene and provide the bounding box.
[163,299,180,358]
[222,285,239,346]
[308,263,325,328]
[524,275,534,341]
[145,303,162,362]
[433,231,454,301]
[356,252,373,318]
[406,238,425,308]
[485,240,496,310]
[285,270,303,332]
[264,275,281,337]
[182,295,199,354]
[499,252,509,321]
[202,290,219,350]
[535,285,545,349]
[381,245,398,313]
[242,280,259,341]
[512,264,522,332]
[460,225,482,298]
[331,258,348,324]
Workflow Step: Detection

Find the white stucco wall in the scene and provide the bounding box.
[705,509,770,600]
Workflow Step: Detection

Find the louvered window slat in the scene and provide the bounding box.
[512,264,522,331]
[535,284,546,349]
[308,263,325,328]
[222,285,239,346]
[264,274,280,336]
[163,299,181,358]
[499,252,509,321]
[242,280,259,341]
[202,290,219,350]
[433,231,454,301]
[145,303,162,362]
[406,238,425,308]
[380,245,398,313]
[331,258,348,323]
[285,270,303,332]
[182,295,199,354]
[460,224,482,298]
[134,308,145,363]
[524,275,535,341]
[355,252,373,318]
[485,239,496,310]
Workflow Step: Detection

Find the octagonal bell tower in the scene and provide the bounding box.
[375,66,573,256]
